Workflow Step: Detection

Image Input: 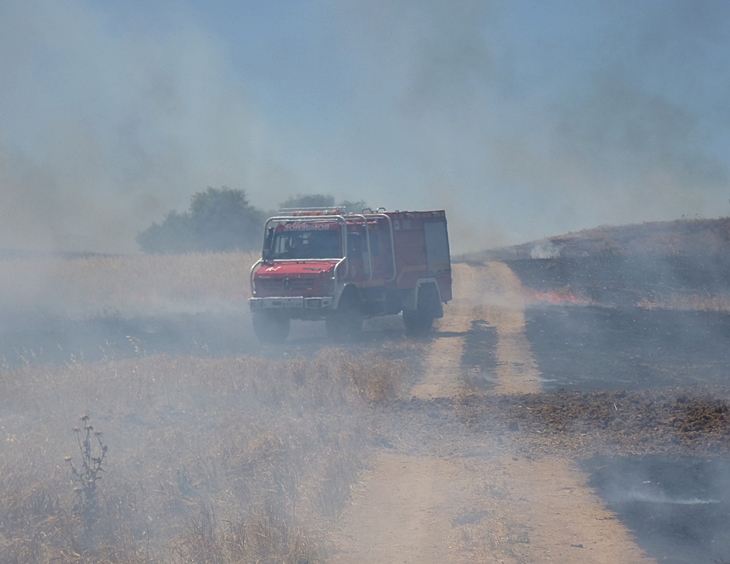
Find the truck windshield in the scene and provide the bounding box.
[269,229,342,259]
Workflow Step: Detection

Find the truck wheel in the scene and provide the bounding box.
[403,308,433,336]
[326,290,363,340]
[252,312,290,343]
[403,284,439,336]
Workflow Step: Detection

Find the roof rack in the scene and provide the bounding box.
[276,206,387,217]
[279,207,347,217]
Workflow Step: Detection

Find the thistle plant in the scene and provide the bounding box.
[65,415,107,537]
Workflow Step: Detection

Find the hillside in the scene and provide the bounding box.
[478,217,730,261]
[468,217,730,309]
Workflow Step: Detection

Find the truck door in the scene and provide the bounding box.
[344,226,366,282]
[423,219,452,301]
[423,220,450,272]
[368,217,395,284]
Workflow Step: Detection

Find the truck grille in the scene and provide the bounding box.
[257,277,316,295]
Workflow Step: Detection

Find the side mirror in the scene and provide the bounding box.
[263,227,274,261]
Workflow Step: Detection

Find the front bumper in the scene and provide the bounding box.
[249,296,334,311]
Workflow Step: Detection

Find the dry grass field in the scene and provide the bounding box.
[0,251,259,317]
[0,251,417,563]
[0,350,413,563]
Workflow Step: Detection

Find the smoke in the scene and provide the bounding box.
[1,0,730,253]
[620,491,720,506]
[0,0,279,252]
[530,241,561,260]
[282,0,730,251]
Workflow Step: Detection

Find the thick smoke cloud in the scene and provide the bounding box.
[0,0,280,252]
[492,1,730,235]
[320,0,730,248]
[1,0,729,253]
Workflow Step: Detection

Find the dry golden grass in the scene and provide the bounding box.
[0,349,413,563]
[0,250,423,562]
[0,252,259,316]
[341,355,410,402]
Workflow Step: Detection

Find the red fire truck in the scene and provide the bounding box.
[249,208,452,342]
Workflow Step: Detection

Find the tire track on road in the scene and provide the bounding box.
[330,262,654,563]
[411,262,541,399]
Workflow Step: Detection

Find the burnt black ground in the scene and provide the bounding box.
[582,456,730,564]
[500,255,730,563]
[525,304,730,392]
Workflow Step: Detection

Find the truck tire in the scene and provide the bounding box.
[403,283,439,336]
[326,288,363,340]
[253,312,290,343]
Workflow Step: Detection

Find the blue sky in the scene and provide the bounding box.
[1,0,729,252]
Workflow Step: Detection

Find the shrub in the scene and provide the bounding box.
[138,188,264,254]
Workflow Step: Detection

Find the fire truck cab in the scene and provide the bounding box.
[249,208,452,342]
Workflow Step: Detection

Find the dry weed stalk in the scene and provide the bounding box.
[66,416,107,531]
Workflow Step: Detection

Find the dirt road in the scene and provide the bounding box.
[330,263,654,563]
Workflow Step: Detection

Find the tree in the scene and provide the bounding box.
[137,187,264,253]
[136,211,197,254]
[189,187,264,251]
